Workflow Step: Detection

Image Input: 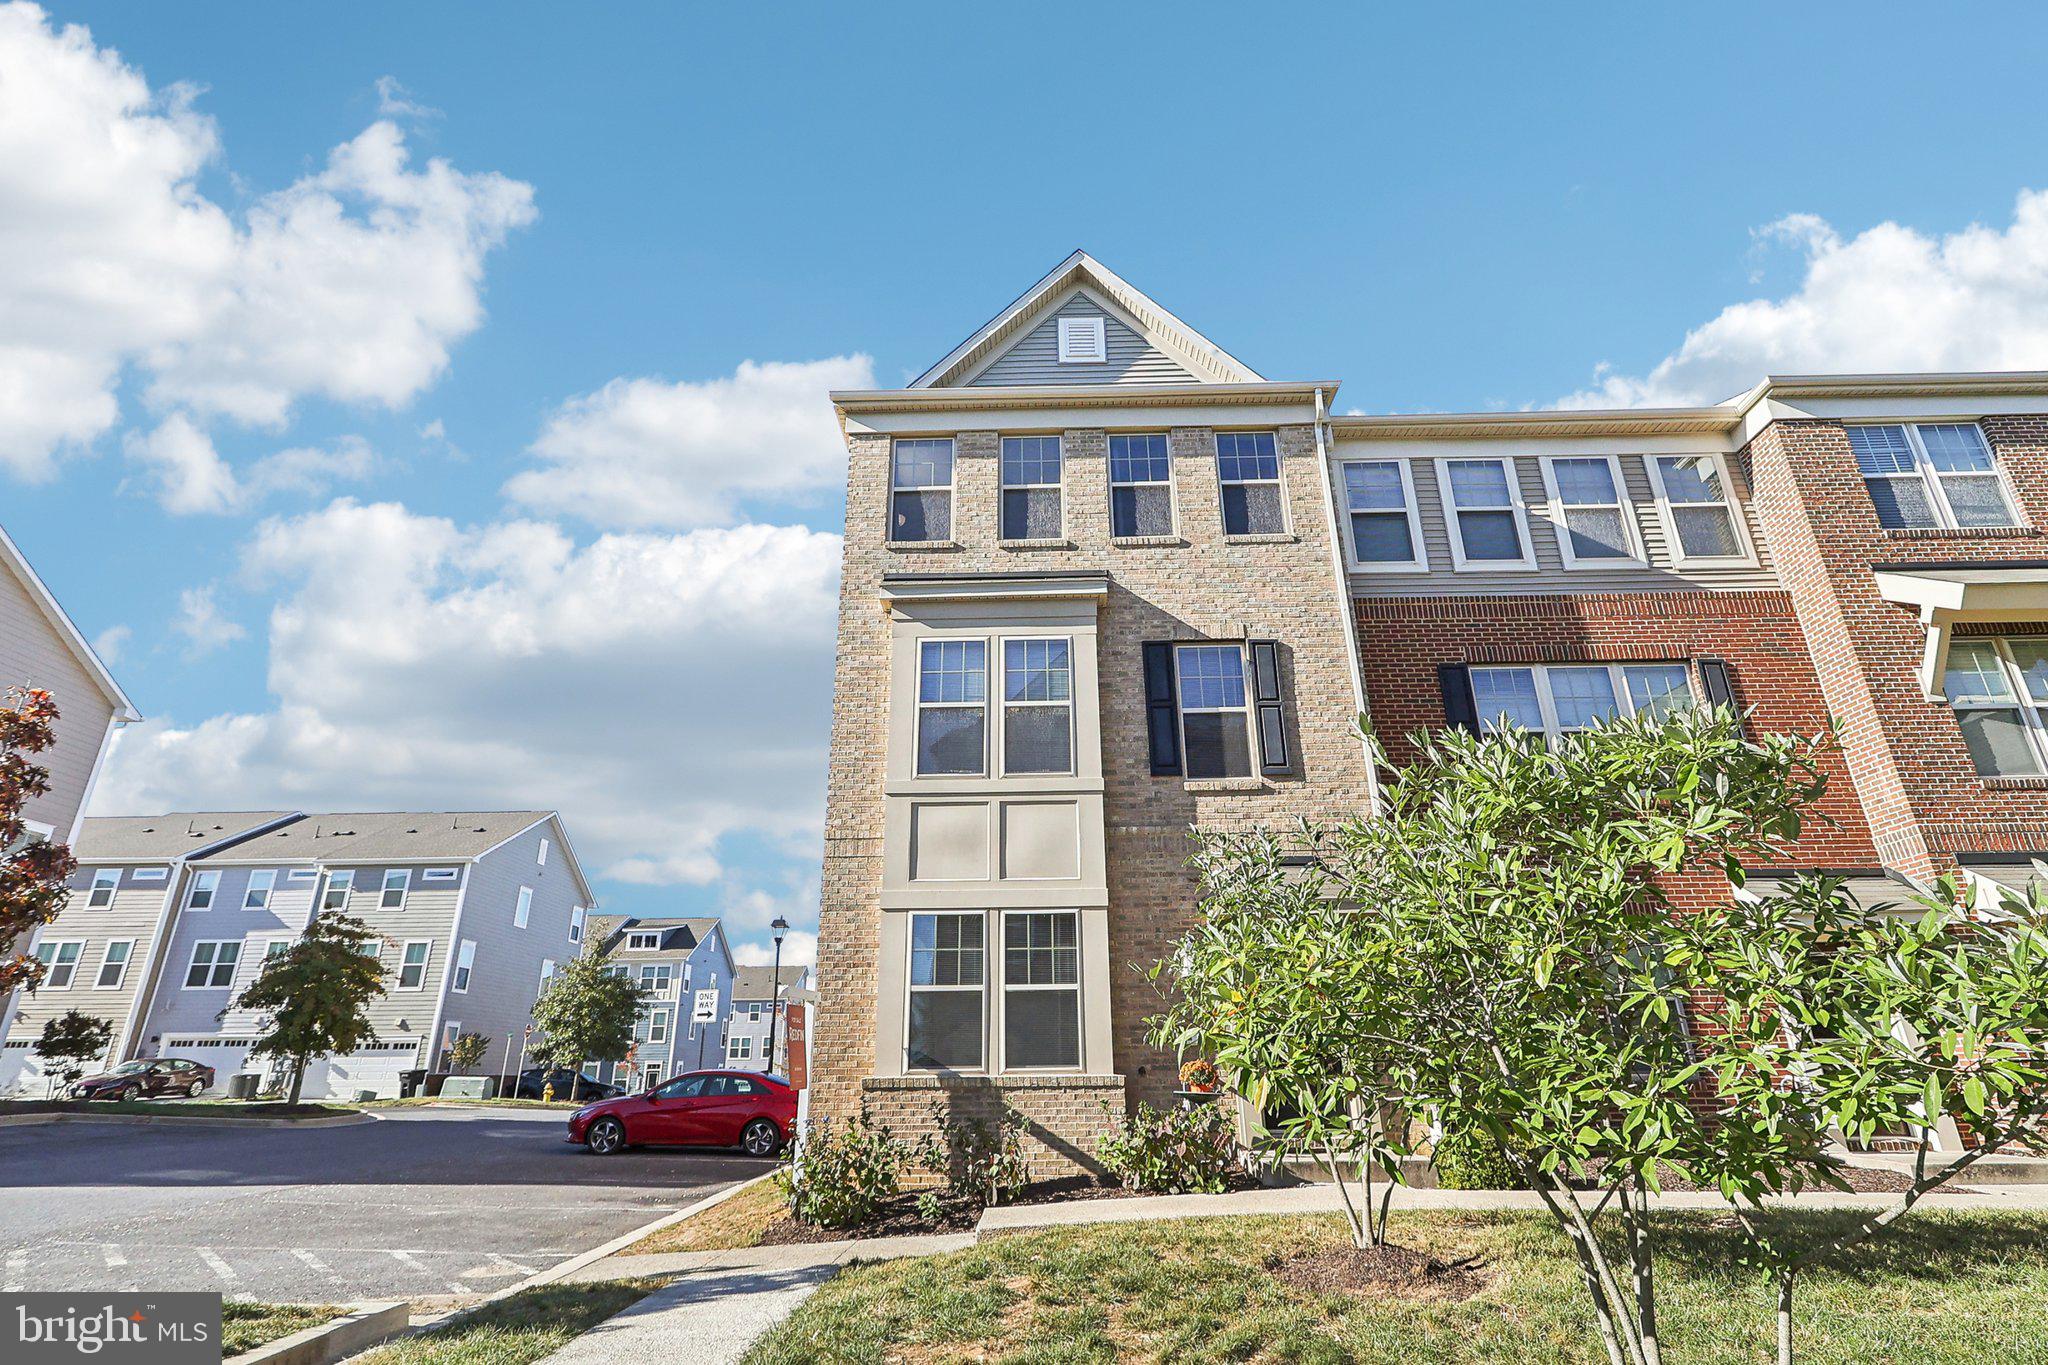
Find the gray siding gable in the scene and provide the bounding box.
[966,289,1198,388]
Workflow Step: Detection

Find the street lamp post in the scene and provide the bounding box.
[768,915,789,1075]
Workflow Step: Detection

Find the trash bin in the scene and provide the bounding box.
[398,1069,425,1099]
[228,1073,261,1101]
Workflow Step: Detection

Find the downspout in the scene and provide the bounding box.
[1310,387,1381,814]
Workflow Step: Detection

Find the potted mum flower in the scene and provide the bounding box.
[1177,1057,1222,1103]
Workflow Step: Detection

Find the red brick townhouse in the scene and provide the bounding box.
[814,252,2048,1172]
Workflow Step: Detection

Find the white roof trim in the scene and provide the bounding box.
[1872,566,2048,700]
[0,523,138,722]
[909,251,1264,390]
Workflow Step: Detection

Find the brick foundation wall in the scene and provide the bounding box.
[859,1073,1127,1179]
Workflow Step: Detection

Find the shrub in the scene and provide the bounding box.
[1431,1130,1520,1190]
[782,1107,913,1228]
[922,1100,1030,1207]
[1096,1101,1237,1194]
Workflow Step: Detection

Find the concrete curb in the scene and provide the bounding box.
[0,1110,373,1130]
[232,1301,407,1364]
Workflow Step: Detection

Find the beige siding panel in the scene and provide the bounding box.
[0,560,115,839]
[3,877,174,1051]
[1347,453,1780,596]
[969,292,1196,388]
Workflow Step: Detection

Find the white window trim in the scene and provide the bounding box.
[132,866,168,882]
[1213,432,1291,538]
[914,635,990,778]
[86,868,119,909]
[998,435,1064,541]
[94,938,135,991]
[380,869,411,911]
[1174,642,1258,780]
[997,634,1076,778]
[626,931,660,951]
[514,885,533,930]
[1106,432,1178,539]
[1337,458,1429,573]
[888,437,956,545]
[1539,454,1647,571]
[1468,661,1697,740]
[182,940,242,991]
[451,939,476,994]
[186,870,220,911]
[537,838,550,868]
[321,869,355,912]
[1057,314,1107,365]
[243,869,276,911]
[1848,422,2021,532]
[903,910,987,1075]
[997,909,1083,1074]
[38,939,85,990]
[646,1007,671,1045]
[1645,453,1758,568]
[422,867,459,882]
[396,939,433,991]
[569,906,585,945]
[1945,637,2048,776]
[1434,456,1537,571]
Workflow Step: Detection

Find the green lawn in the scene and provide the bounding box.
[0,1098,356,1119]
[352,1281,657,1365]
[222,1302,345,1357]
[745,1209,2048,1364]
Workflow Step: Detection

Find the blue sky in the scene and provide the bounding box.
[8,1,2048,964]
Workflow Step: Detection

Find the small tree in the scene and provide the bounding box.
[447,1031,490,1076]
[233,913,387,1106]
[35,1010,113,1093]
[528,950,645,1101]
[1,687,77,997]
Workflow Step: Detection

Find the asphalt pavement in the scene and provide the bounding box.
[0,1106,760,1301]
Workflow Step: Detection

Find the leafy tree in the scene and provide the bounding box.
[35,1010,113,1092]
[446,1031,490,1075]
[233,913,387,1106]
[1,687,77,997]
[528,950,645,1101]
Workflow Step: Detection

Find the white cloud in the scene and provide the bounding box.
[96,500,842,891]
[92,624,131,664]
[171,585,246,657]
[505,356,875,529]
[124,414,378,513]
[373,75,439,122]
[734,931,817,970]
[1562,190,2048,409]
[0,3,533,477]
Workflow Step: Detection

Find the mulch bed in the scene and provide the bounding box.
[1268,1244,1486,1301]
[1608,1163,1972,1196]
[758,1172,1265,1245]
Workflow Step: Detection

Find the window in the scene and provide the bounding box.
[1941,638,2048,776]
[638,963,675,998]
[916,638,987,776]
[95,940,133,990]
[514,886,532,930]
[322,870,354,912]
[1109,434,1174,538]
[397,940,431,990]
[1649,455,1751,562]
[451,939,476,992]
[1175,644,1253,779]
[569,906,585,944]
[380,870,409,911]
[1341,460,1426,570]
[1056,314,1106,364]
[183,941,240,989]
[626,931,660,951]
[908,912,984,1070]
[1848,423,2014,530]
[538,958,557,995]
[651,1073,704,1101]
[642,1064,663,1092]
[1437,458,1534,569]
[439,1022,460,1064]
[1541,456,1642,567]
[1001,638,1073,775]
[1467,662,1695,739]
[36,940,83,989]
[1215,433,1285,536]
[286,868,316,882]
[132,866,167,882]
[639,1008,670,1045]
[422,867,459,882]
[890,438,954,543]
[729,1034,754,1061]
[186,870,220,911]
[244,870,275,910]
[747,1001,764,1020]
[1003,911,1080,1069]
[1000,436,1062,540]
[86,868,119,909]
[537,837,550,868]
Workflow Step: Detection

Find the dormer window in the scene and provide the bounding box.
[1057,315,1106,364]
[627,931,660,951]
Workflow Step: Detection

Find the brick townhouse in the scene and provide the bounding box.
[815,252,2048,1172]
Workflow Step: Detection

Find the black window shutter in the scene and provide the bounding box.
[1698,658,1738,712]
[1438,664,1478,733]
[1249,640,1289,773]
[1142,642,1181,775]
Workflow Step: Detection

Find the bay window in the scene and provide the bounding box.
[1002,911,1080,1069]
[1001,638,1072,775]
[916,639,987,776]
[907,912,984,1070]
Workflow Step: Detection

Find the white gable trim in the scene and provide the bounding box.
[911,251,1263,390]
[0,524,139,722]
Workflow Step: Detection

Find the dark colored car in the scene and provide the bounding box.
[510,1067,622,1101]
[568,1070,797,1158]
[68,1057,214,1101]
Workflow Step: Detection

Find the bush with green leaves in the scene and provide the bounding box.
[782,1106,916,1228]
[1430,1130,1519,1190]
[921,1099,1029,1207]
[1095,1100,1237,1194]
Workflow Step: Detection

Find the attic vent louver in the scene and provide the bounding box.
[1057,315,1106,365]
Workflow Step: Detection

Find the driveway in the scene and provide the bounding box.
[0,1106,761,1301]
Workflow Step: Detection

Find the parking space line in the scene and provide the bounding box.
[196,1248,239,1285]
[290,1248,331,1275]
[4,1248,25,1291]
[389,1249,469,1296]
[102,1245,127,1268]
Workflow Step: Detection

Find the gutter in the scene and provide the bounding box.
[1310,387,1380,816]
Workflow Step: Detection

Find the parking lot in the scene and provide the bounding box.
[0,1106,760,1301]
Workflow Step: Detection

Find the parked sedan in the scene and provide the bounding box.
[568,1070,796,1157]
[67,1058,214,1101]
[509,1067,622,1101]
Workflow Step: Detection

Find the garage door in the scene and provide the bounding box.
[159,1037,263,1092]
[306,1043,421,1100]
[0,1041,51,1097]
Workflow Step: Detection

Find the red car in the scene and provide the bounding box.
[567,1070,796,1158]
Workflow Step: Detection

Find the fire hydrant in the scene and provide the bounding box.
[542,1079,555,1103]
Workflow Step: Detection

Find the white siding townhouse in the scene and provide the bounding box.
[583,915,735,1092]
[2,809,598,1099]
[724,964,810,1074]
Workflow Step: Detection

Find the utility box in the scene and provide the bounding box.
[228,1074,261,1101]
[439,1076,496,1100]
